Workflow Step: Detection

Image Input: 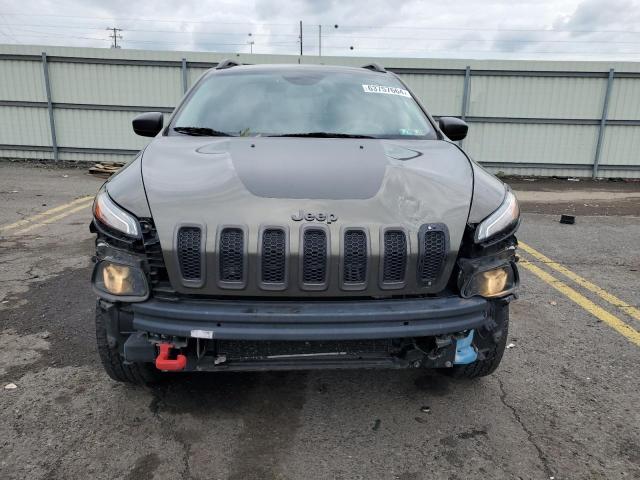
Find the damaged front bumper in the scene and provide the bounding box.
[99,294,509,372]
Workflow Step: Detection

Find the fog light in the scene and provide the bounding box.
[478,268,508,297]
[463,265,515,298]
[94,261,148,298]
[103,263,133,294]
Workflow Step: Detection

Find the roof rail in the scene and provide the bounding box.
[216,59,242,70]
[361,62,387,73]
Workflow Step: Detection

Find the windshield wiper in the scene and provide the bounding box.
[173,126,233,137]
[269,132,375,139]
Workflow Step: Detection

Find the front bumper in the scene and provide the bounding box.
[131,295,489,341]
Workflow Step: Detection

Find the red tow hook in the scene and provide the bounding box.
[155,343,187,371]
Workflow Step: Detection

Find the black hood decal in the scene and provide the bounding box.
[228,138,387,199]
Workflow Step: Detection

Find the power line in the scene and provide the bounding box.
[5,31,297,47]
[323,23,640,36]
[7,32,640,56]
[0,23,302,38]
[5,13,640,36]
[8,23,640,46]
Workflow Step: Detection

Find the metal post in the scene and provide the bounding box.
[460,66,471,147]
[299,21,303,56]
[41,52,58,161]
[593,68,615,178]
[318,25,321,56]
[181,58,188,94]
[461,66,471,120]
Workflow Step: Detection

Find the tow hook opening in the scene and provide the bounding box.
[155,343,187,371]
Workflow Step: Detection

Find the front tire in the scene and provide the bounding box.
[95,305,161,385]
[447,301,509,379]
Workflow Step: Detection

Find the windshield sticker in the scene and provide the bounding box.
[399,128,425,136]
[362,84,411,97]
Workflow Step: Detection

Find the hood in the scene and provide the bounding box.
[140,136,474,297]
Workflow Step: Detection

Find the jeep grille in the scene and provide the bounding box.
[177,227,202,280]
[382,230,407,284]
[171,223,449,295]
[302,228,328,285]
[219,228,245,283]
[417,225,447,285]
[343,230,368,285]
[261,228,287,285]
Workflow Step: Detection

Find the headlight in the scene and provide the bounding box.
[93,188,141,238]
[474,190,519,243]
[460,264,517,298]
[93,261,148,298]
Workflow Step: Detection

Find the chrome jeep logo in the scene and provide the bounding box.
[291,210,338,224]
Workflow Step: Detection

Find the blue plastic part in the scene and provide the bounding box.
[454,330,478,365]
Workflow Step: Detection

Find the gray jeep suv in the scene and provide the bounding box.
[91,61,520,384]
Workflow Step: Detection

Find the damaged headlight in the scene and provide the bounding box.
[474,190,519,243]
[93,188,141,238]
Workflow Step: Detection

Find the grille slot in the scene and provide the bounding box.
[177,227,202,281]
[417,225,447,285]
[343,230,367,285]
[302,228,328,285]
[261,228,287,285]
[219,228,245,283]
[382,230,407,284]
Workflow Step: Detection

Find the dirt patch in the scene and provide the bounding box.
[0,330,50,377]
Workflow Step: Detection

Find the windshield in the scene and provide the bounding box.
[171,68,437,139]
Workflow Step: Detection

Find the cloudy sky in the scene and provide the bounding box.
[1,0,640,60]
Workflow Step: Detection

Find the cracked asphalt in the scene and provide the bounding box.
[1,161,639,480]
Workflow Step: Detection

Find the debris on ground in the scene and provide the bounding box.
[507,343,516,349]
[549,301,557,306]
[420,406,431,413]
[4,383,17,390]
[567,178,580,182]
[560,214,576,224]
[88,162,125,178]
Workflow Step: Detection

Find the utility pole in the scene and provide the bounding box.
[106,27,122,49]
[299,20,303,56]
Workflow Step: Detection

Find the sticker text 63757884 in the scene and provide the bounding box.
[362,84,411,97]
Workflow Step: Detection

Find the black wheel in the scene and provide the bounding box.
[447,301,509,379]
[95,304,161,385]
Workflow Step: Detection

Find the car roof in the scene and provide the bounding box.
[206,63,388,77]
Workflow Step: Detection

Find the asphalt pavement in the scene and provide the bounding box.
[1,161,639,480]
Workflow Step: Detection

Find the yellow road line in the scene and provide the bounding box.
[0,196,94,233]
[520,260,640,347]
[12,201,93,235]
[520,241,640,323]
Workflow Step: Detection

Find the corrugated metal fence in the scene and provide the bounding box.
[2,44,640,178]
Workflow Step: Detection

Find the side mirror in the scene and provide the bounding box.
[438,117,468,141]
[132,112,164,137]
